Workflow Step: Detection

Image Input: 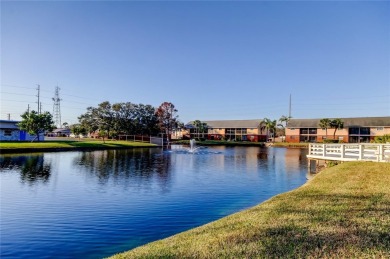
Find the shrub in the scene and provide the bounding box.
[373,134,390,143]
[323,139,338,143]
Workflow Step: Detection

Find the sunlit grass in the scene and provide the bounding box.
[110,162,390,258]
[271,142,309,148]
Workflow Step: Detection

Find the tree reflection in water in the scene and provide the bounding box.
[73,148,172,191]
[0,154,51,184]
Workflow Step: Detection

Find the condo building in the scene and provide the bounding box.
[286,117,390,143]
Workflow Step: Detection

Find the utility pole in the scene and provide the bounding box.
[289,94,292,118]
[36,84,40,114]
[52,86,62,128]
[7,113,10,120]
[27,104,30,113]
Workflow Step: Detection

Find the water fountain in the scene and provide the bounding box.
[167,139,221,155]
[188,139,199,153]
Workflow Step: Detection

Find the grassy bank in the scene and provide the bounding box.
[173,140,308,148]
[0,140,155,153]
[110,162,390,258]
[172,140,266,146]
[270,142,309,148]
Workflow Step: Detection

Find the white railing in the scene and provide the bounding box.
[308,143,390,162]
[118,135,165,146]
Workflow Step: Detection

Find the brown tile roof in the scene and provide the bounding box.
[187,119,262,129]
[287,117,390,128]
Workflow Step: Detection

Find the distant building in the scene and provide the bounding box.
[286,117,390,143]
[47,128,71,137]
[174,119,267,142]
[0,120,44,141]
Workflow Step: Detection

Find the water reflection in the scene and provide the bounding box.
[0,146,309,259]
[0,154,51,184]
[73,149,172,191]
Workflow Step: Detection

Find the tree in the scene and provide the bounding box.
[263,118,277,142]
[278,115,291,142]
[259,121,266,135]
[319,118,331,140]
[156,102,179,143]
[70,124,87,140]
[135,104,160,135]
[192,120,208,140]
[278,115,290,128]
[18,110,54,141]
[192,120,201,139]
[200,122,208,139]
[330,118,344,141]
[62,122,69,129]
[79,101,161,139]
[78,101,114,139]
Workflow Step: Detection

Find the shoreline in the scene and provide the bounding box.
[0,140,309,154]
[0,140,157,154]
[0,146,160,154]
[109,162,390,258]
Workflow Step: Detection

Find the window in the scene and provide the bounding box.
[377,127,384,130]
[300,129,308,134]
[226,128,234,134]
[360,127,370,135]
[4,129,12,136]
[349,128,359,135]
[300,128,317,134]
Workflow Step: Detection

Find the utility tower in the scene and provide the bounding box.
[52,86,62,128]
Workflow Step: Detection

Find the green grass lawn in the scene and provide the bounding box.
[173,140,309,148]
[271,142,309,148]
[110,162,390,258]
[173,139,267,146]
[0,140,155,151]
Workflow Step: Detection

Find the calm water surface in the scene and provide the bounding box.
[0,146,308,258]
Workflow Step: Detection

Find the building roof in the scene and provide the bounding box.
[186,119,262,129]
[287,117,390,128]
[0,120,20,129]
[53,128,71,133]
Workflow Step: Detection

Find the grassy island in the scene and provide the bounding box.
[110,162,390,258]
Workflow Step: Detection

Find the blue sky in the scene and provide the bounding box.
[1,1,389,125]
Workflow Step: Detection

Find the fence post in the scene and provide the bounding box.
[340,144,345,159]
[322,144,326,157]
[378,144,383,162]
[359,145,364,160]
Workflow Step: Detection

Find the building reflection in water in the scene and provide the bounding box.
[0,154,51,184]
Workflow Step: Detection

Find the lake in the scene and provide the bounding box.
[0,146,308,258]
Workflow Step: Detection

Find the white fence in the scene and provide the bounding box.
[307,143,390,162]
[118,135,164,146]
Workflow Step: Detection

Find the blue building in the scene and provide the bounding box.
[0,120,44,141]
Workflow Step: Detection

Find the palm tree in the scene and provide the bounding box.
[192,120,201,140]
[199,122,208,139]
[263,118,277,142]
[330,119,344,141]
[319,118,331,141]
[278,115,291,142]
[278,115,290,128]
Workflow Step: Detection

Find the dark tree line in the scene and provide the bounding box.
[76,101,179,139]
